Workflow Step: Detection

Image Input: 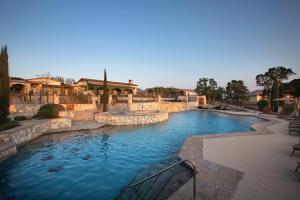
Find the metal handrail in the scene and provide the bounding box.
[130,159,197,200]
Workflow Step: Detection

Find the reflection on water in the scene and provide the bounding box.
[0,111,262,200]
[101,134,110,161]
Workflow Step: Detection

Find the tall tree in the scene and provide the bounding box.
[256,66,295,110]
[285,79,300,117]
[195,78,218,102]
[101,69,109,112]
[0,46,10,123]
[226,80,249,104]
[215,87,226,102]
[65,78,75,85]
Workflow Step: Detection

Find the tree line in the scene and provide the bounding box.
[256,67,295,112]
[195,66,297,110]
[195,78,249,105]
[0,46,9,123]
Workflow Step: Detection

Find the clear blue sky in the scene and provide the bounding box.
[1,0,299,90]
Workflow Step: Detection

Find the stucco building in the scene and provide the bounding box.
[246,90,264,105]
[73,78,138,95]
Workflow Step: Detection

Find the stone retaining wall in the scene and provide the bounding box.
[60,104,96,111]
[109,102,160,112]
[108,102,197,113]
[1,118,71,146]
[58,110,75,118]
[129,102,160,111]
[95,111,168,125]
[159,102,198,113]
[0,118,71,161]
[0,144,16,161]
[9,103,43,117]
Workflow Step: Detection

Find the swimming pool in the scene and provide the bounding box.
[0,111,262,200]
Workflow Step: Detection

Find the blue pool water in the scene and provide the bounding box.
[0,111,261,200]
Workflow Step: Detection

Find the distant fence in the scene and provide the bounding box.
[10,93,199,105]
[59,94,92,104]
[10,94,92,104]
[112,95,156,103]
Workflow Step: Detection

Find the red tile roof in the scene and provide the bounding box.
[76,78,138,86]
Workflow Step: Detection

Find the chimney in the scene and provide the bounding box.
[129,79,133,84]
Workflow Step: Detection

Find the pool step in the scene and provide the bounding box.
[115,158,193,200]
[46,120,106,134]
[0,141,17,161]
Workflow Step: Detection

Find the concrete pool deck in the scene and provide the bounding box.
[169,110,300,200]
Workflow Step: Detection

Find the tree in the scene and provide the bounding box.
[285,79,300,117]
[53,76,64,83]
[0,46,10,123]
[272,79,280,112]
[101,69,109,112]
[215,87,226,102]
[286,79,300,98]
[146,86,181,98]
[226,80,249,104]
[256,74,273,100]
[195,78,218,102]
[65,78,75,85]
[256,66,295,110]
[257,99,269,111]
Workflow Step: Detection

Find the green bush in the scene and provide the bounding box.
[257,100,269,111]
[14,116,27,121]
[36,104,65,119]
[0,121,20,131]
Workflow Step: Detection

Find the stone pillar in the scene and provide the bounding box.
[97,96,101,104]
[108,94,112,104]
[92,95,97,105]
[199,95,206,105]
[54,94,59,104]
[185,95,189,102]
[128,94,133,104]
[157,95,161,103]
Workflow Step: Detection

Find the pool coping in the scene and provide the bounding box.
[168,110,282,200]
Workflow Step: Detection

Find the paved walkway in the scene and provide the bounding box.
[204,113,300,200]
[169,111,300,200]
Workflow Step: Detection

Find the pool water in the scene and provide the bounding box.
[0,111,262,200]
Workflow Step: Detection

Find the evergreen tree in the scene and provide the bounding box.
[272,79,280,112]
[225,80,249,104]
[101,69,109,112]
[256,66,295,111]
[0,46,10,123]
[195,78,218,103]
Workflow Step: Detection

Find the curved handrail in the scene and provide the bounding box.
[129,159,197,199]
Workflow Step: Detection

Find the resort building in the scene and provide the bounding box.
[246,90,264,105]
[181,89,198,96]
[9,77,73,103]
[10,77,69,95]
[74,78,138,95]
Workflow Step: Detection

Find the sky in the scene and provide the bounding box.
[0,0,300,90]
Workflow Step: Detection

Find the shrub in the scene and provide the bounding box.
[0,121,20,131]
[257,100,269,111]
[14,116,27,121]
[263,107,272,114]
[36,104,65,119]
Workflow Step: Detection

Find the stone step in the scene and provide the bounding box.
[0,141,17,161]
[0,133,11,144]
[115,157,192,200]
[46,120,107,134]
